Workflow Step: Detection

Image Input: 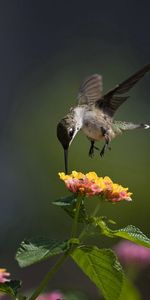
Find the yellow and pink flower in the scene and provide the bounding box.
[0,268,10,283]
[59,171,132,203]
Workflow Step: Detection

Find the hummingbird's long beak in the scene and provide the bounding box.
[64,148,68,174]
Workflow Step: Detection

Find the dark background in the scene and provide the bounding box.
[0,1,150,299]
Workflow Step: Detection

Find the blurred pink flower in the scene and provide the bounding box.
[0,268,10,283]
[37,290,64,300]
[114,241,150,268]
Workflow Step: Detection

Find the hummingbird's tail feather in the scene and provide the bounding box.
[114,121,150,131]
[142,123,150,129]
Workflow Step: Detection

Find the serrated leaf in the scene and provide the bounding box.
[0,280,21,298]
[16,237,70,267]
[71,246,123,300]
[52,195,88,223]
[95,218,150,248]
[114,225,150,248]
[52,194,75,206]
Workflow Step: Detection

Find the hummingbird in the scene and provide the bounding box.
[57,64,150,174]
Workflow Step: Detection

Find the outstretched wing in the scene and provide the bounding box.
[98,64,150,116]
[77,74,103,104]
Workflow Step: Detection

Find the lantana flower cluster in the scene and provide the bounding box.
[59,171,132,202]
[0,268,10,283]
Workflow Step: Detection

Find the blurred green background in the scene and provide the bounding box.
[0,1,150,299]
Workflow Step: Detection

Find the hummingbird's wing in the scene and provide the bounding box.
[100,64,150,116]
[77,74,103,104]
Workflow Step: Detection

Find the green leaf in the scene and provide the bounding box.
[52,195,88,223]
[71,246,123,300]
[114,225,150,248]
[0,280,21,298]
[52,194,75,206]
[16,237,70,267]
[119,278,141,300]
[94,218,150,248]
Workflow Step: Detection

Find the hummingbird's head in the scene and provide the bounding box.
[57,113,81,174]
[57,121,76,149]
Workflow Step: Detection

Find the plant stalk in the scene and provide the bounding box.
[28,196,82,300]
[79,202,101,241]
[70,196,82,239]
[28,253,67,300]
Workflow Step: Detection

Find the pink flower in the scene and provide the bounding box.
[0,268,10,283]
[114,241,150,268]
[37,291,64,300]
[59,171,132,202]
[65,177,102,196]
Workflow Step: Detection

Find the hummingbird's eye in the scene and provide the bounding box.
[68,128,74,139]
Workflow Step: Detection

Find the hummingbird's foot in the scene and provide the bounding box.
[89,141,100,157]
[100,135,110,157]
[89,141,95,158]
[89,149,94,158]
[100,146,105,157]
[94,145,100,151]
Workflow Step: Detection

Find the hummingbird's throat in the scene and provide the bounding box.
[73,106,85,128]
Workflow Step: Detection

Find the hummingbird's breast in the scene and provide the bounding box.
[82,108,114,141]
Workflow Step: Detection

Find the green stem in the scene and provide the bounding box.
[28,196,82,300]
[92,202,101,218]
[79,202,101,241]
[70,196,82,239]
[28,253,67,300]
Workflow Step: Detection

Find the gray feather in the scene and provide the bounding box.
[113,121,150,131]
[97,96,129,116]
[99,64,150,116]
[77,74,103,104]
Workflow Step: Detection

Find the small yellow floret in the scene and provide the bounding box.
[71,171,84,179]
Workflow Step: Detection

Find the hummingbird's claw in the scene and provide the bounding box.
[89,147,94,158]
[100,147,105,157]
[89,141,101,158]
[100,137,111,157]
[100,133,111,157]
[89,141,95,158]
[94,146,100,151]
